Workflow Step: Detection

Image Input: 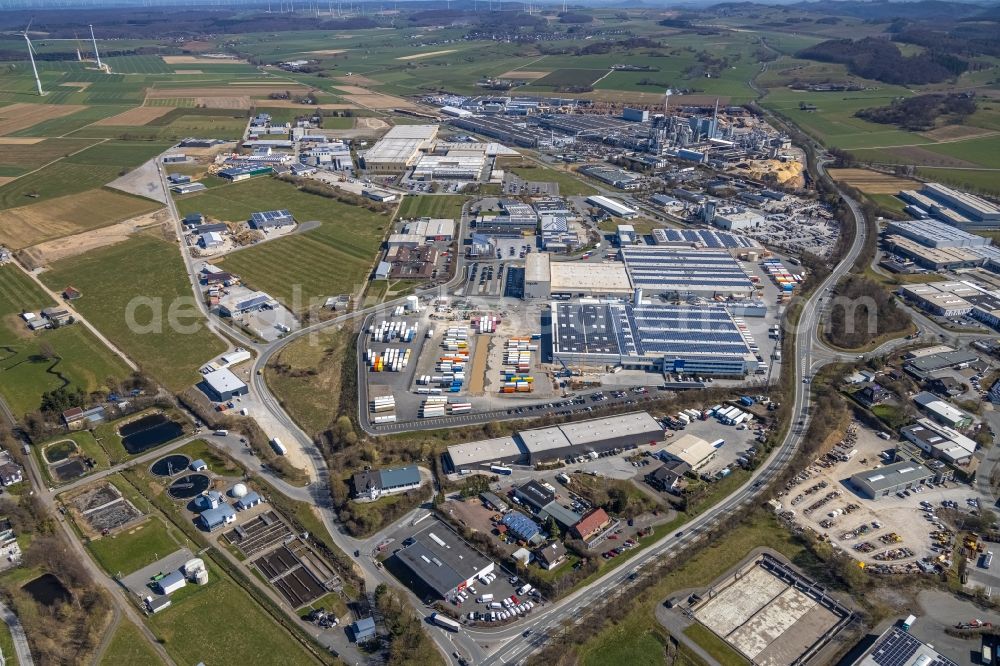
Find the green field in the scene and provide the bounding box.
[64,141,173,168]
[0,162,123,210]
[0,137,99,171]
[148,578,317,666]
[0,619,18,666]
[395,194,467,220]
[175,438,243,476]
[683,623,748,666]
[510,165,597,196]
[88,516,181,576]
[39,234,226,391]
[532,68,610,89]
[0,265,131,417]
[176,178,389,311]
[916,167,1000,195]
[99,620,164,666]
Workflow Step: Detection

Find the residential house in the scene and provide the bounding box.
[535,541,567,570]
[571,508,611,542]
[645,460,691,494]
[855,383,889,408]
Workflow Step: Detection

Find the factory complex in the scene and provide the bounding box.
[550,301,759,376]
[445,411,663,472]
[899,182,1000,231]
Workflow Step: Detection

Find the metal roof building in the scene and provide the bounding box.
[660,434,717,470]
[586,195,638,219]
[217,291,278,317]
[200,368,249,402]
[361,124,438,174]
[444,436,526,472]
[620,246,755,297]
[549,261,633,297]
[198,503,237,530]
[853,626,958,666]
[885,219,990,248]
[913,392,973,428]
[501,511,543,543]
[551,301,759,376]
[394,523,495,599]
[849,460,934,500]
[352,465,423,500]
[250,209,295,229]
[651,228,759,250]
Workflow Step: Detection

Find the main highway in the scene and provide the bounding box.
[154,145,872,663]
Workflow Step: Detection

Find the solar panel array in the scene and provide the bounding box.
[620,247,755,292]
[865,628,958,666]
[552,302,754,360]
[501,511,541,540]
[654,228,759,249]
[250,209,294,228]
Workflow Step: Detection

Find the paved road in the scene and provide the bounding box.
[0,599,34,666]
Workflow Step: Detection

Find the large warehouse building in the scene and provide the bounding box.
[445,412,664,472]
[550,300,759,376]
[361,125,439,174]
[620,246,755,297]
[393,522,495,600]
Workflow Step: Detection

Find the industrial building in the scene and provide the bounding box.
[711,206,765,231]
[620,246,755,297]
[412,150,486,180]
[659,434,717,470]
[217,291,278,318]
[586,195,638,219]
[550,300,759,375]
[651,227,760,251]
[899,183,1000,230]
[444,412,664,472]
[198,503,237,530]
[898,281,1000,329]
[524,254,635,299]
[200,367,249,402]
[218,165,272,182]
[849,459,935,500]
[913,391,973,429]
[901,418,977,465]
[249,209,295,230]
[361,125,439,174]
[883,236,996,271]
[853,626,958,666]
[578,165,642,190]
[477,200,538,234]
[351,465,423,500]
[393,522,495,599]
[885,219,990,248]
[400,218,455,242]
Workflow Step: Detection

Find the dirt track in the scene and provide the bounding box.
[20,208,170,268]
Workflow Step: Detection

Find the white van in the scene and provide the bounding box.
[489,602,503,610]
[214,429,228,436]
[478,594,494,603]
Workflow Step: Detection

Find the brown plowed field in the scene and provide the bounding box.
[0,103,87,135]
[94,106,175,126]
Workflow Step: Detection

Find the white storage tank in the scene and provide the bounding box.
[192,568,209,585]
[230,483,249,498]
[183,558,205,576]
[405,295,420,312]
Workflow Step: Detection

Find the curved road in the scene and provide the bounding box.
[151,133,870,663]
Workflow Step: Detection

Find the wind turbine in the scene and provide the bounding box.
[89,24,104,72]
[22,22,44,97]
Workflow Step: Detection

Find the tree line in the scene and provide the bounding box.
[797,37,968,85]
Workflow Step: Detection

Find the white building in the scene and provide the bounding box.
[586,195,638,219]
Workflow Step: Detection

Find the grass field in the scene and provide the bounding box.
[0,137,98,172]
[175,438,243,476]
[88,516,181,576]
[395,194,466,220]
[266,326,351,437]
[177,178,388,311]
[683,623,748,666]
[148,578,317,666]
[0,162,123,210]
[99,620,163,666]
[0,620,18,666]
[916,167,1000,195]
[531,68,610,89]
[510,164,597,196]
[39,234,226,391]
[0,265,131,417]
[575,512,807,664]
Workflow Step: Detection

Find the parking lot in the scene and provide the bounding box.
[776,423,974,573]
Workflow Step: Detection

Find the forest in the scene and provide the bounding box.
[797,37,968,85]
[855,92,977,131]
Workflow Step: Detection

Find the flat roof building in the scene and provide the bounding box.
[200,368,249,402]
[393,523,495,599]
[586,195,638,219]
[885,219,990,248]
[551,301,758,376]
[660,434,717,470]
[620,246,755,297]
[523,252,551,300]
[217,291,278,318]
[921,182,1000,227]
[850,459,934,500]
[250,209,294,230]
[549,262,632,298]
[712,207,765,231]
[853,626,958,666]
[901,418,977,465]
[362,125,439,174]
[913,391,973,428]
[444,412,663,472]
[513,480,555,514]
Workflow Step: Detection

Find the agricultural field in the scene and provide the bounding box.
[531,69,611,90]
[148,577,317,666]
[395,194,466,220]
[0,137,99,173]
[0,188,163,249]
[0,265,131,418]
[0,162,123,210]
[39,234,227,391]
[176,178,389,311]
